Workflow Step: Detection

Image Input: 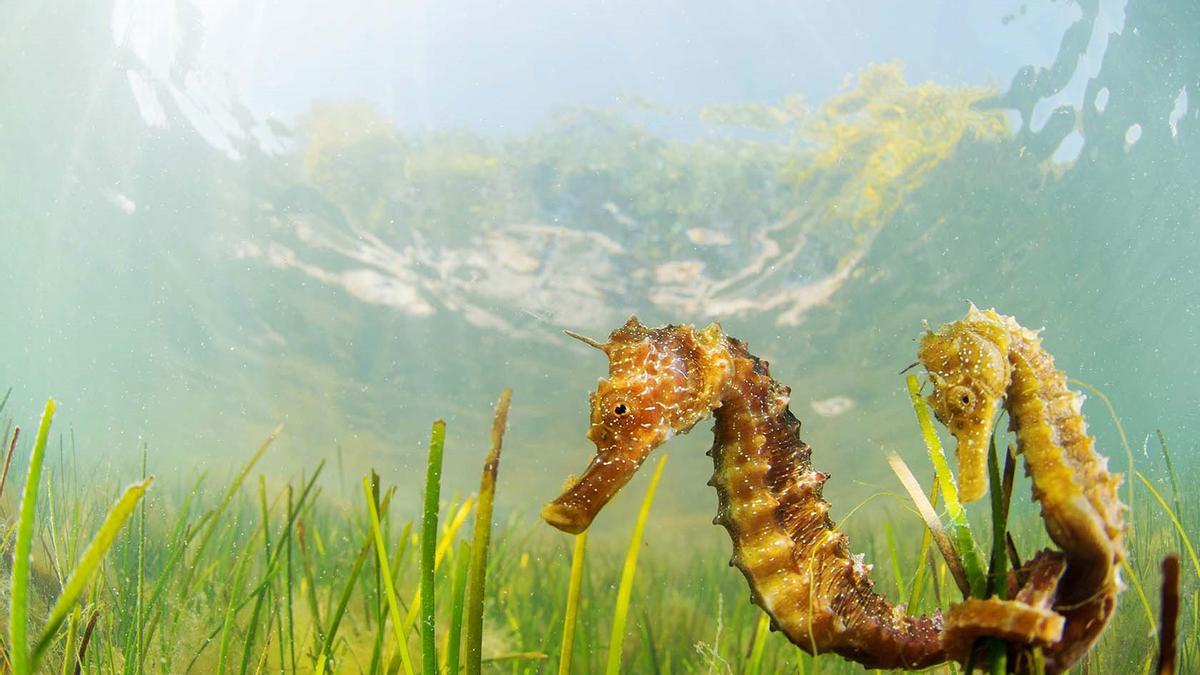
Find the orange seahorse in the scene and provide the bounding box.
[542,317,946,669]
[541,307,1124,673]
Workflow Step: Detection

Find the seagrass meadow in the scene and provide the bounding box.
[0,378,1192,674]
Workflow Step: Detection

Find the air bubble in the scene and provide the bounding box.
[1124,123,1142,147]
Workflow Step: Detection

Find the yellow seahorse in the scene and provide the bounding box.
[920,305,1125,671]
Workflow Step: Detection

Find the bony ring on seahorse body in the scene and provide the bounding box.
[542,306,1125,673]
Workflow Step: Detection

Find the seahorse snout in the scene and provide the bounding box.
[542,444,653,534]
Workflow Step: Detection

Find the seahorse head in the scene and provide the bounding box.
[542,316,733,534]
[917,305,1012,502]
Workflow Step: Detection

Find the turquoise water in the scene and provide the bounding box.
[1,0,1196,532]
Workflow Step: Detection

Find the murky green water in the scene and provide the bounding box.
[2,4,1197,673]
[1,0,1196,532]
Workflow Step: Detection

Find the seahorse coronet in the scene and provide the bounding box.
[543,308,1125,673]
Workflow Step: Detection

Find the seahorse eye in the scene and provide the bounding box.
[949,385,975,414]
[613,403,629,416]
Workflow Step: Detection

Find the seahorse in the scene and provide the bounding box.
[542,317,946,669]
[919,305,1125,672]
[541,308,1124,672]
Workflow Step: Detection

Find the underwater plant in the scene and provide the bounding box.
[5,399,152,675]
[542,306,1126,673]
[0,362,1186,673]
